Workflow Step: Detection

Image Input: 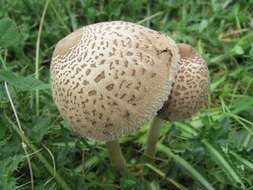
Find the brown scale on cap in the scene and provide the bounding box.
[158,43,210,121]
[50,21,180,141]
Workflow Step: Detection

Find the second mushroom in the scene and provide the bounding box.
[144,43,210,158]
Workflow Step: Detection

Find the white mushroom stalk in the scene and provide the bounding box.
[144,43,210,158]
[50,21,179,170]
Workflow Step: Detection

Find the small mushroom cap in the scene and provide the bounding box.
[158,43,210,121]
[50,21,179,141]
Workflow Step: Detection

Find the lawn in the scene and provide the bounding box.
[0,0,253,189]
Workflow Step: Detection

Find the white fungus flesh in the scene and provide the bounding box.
[158,43,210,121]
[50,21,179,141]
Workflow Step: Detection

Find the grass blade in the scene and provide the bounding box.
[157,143,215,190]
[202,139,245,188]
[5,115,72,190]
[35,0,51,117]
[230,150,253,172]
[145,163,188,190]
[174,122,199,137]
[137,12,163,25]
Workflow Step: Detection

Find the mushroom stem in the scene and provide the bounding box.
[106,139,127,170]
[144,117,164,158]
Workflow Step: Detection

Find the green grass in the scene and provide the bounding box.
[0,0,253,189]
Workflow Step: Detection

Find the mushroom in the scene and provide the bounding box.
[50,21,180,170]
[144,43,210,158]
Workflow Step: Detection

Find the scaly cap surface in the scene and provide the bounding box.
[51,21,179,141]
[158,43,210,121]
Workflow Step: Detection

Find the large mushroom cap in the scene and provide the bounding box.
[50,21,179,141]
[158,43,210,121]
